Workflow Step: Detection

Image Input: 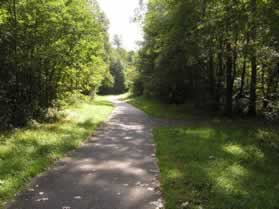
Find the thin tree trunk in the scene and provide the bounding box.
[261,65,266,97]
[249,55,257,115]
[11,0,19,123]
[216,38,224,109]
[201,0,207,16]
[232,37,238,87]
[240,33,249,97]
[209,48,216,109]
[248,0,257,116]
[274,63,279,93]
[239,57,246,97]
[225,41,233,117]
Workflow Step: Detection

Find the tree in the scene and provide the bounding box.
[0,0,110,128]
[134,0,279,116]
[113,34,123,48]
[99,47,136,95]
[248,0,258,116]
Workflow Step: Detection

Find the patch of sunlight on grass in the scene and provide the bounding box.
[223,143,265,162]
[246,145,265,161]
[213,163,249,194]
[167,169,183,179]
[223,144,247,157]
[229,163,248,177]
[0,96,114,208]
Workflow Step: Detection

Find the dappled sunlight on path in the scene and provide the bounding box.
[7,97,163,209]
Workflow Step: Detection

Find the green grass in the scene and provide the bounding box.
[0,96,114,208]
[154,123,279,209]
[126,96,202,120]
[127,96,279,209]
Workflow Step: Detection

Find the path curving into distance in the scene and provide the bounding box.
[7,97,164,209]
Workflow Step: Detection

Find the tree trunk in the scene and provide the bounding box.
[11,0,19,123]
[248,55,257,116]
[232,37,238,87]
[216,38,224,109]
[209,48,216,109]
[261,65,266,97]
[201,0,207,16]
[225,42,233,117]
[248,0,257,116]
[239,57,246,97]
[240,33,249,97]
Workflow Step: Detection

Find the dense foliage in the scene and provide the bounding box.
[99,44,137,95]
[0,0,110,128]
[136,0,279,117]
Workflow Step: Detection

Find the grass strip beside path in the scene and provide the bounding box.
[0,96,114,208]
[126,96,202,120]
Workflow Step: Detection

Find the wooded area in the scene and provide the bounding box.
[0,0,111,127]
[134,0,279,118]
[99,35,137,95]
[0,0,134,129]
[1,0,279,125]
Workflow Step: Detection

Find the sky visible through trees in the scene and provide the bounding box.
[97,0,145,51]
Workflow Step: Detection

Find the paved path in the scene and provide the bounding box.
[7,97,163,209]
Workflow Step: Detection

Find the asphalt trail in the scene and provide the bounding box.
[7,97,163,209]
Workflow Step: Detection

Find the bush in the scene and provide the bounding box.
[58,91,92,107]
[131,78,144,96]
